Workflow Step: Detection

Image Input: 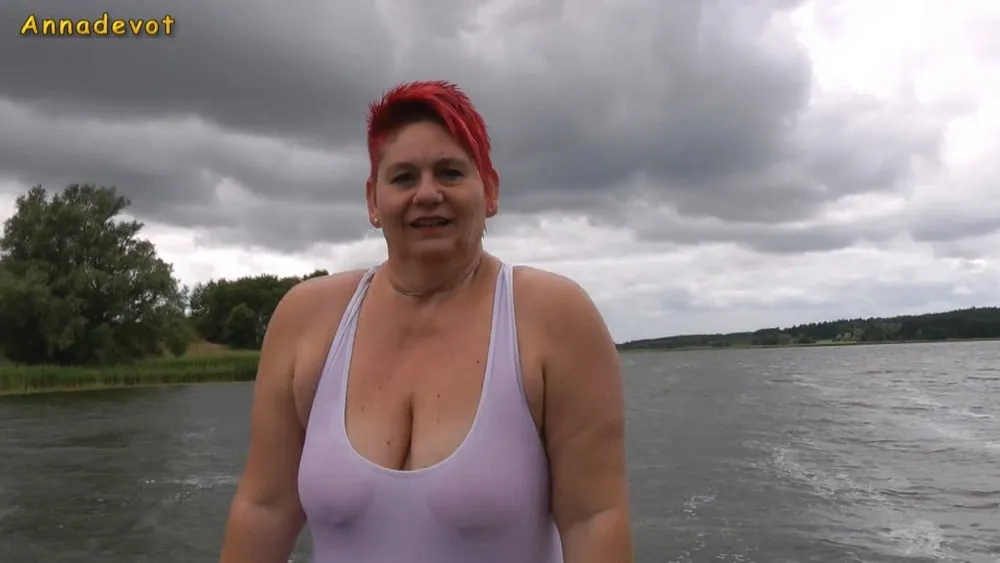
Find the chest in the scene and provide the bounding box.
[350,301,494,413]
[298,293,554,538]
[347,298,495,468]
[293,286,547,471]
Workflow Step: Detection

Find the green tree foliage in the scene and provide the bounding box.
[222,303,261,350]
[0,184,192,364]
[189,269,327,349]
[618,307,1000,350]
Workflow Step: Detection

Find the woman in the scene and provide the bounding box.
[219,81,633,563]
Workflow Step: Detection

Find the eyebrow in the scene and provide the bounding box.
[384,156,471,174]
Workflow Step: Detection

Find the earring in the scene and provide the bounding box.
[372,216,380,227]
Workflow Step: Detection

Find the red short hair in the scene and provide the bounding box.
[366,81,495,186]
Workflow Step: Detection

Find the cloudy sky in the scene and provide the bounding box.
[2,0,998,342]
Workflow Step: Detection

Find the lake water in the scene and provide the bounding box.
[1,341,998,562]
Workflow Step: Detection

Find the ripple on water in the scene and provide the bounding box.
[138,473,239,505]
[750,348,1000,562]
[750,440,977,561]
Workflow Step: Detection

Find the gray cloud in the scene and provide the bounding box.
[1,0,393,145]
[912,214,1000,245]
[0,0,987,255]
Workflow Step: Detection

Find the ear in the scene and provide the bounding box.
[484,168,500,217]
[365,176,379,226]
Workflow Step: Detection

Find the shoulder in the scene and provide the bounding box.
[511,264,584,297]
[266,268,369,339]
[280,268,369,307]
[257,268,370,404]
[512,264,600,322]
[511,265,612,347]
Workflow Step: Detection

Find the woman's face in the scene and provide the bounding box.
[366,120,497,261]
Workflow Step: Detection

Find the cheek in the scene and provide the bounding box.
[374,188,406,214]
[457,189,487,210]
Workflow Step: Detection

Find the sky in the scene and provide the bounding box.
[1,0,998,343]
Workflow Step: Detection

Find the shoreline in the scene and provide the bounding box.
[0,377,253,398]
[618,336,1000,353]
[0,352,260,397]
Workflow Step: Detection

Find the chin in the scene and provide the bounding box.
[406,239,460,260]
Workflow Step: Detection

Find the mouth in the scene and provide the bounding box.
[409,216,453,228]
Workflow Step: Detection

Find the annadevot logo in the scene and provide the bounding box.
[19,12,176,37]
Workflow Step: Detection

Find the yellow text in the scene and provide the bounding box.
[19,13,176,37]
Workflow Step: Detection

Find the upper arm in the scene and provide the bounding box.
[233,281,313,516]
[521,269,631,534]
[222,272,364,560]
[235,271,363,511]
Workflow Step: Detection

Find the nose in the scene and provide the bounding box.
[411,171,443,205]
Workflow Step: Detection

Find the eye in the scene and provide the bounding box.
[439,168,464,183]
[390,172,415,185]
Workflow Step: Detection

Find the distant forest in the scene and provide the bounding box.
[617,306,1000,351]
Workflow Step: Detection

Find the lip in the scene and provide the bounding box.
[408,215,453,227]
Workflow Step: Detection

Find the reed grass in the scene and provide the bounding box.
[0,343,260,396]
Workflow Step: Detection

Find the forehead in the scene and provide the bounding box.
[379,121,471,168]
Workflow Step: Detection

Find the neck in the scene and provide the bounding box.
[383,248,487,300]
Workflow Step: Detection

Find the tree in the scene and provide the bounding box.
[189,269,328,349]
[189,275,290,347]
[222,303,260,350]
[618,306,1000,350]
[0,184,193,365]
